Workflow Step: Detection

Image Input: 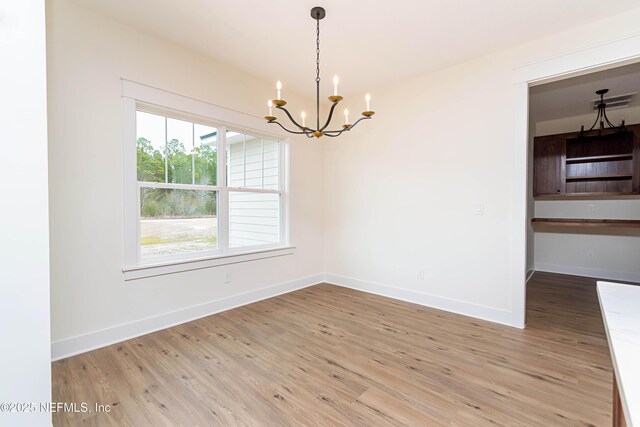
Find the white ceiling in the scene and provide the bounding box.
[73,0,640,97]
[530,62,640,122]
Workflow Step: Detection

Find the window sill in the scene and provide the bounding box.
[122,246,295,281]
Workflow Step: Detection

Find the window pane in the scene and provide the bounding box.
[229,192,280,248]
[194,124,218,186]
[140,188,218,258]
[166,118,193,184]
[262,139,280,190]
[136,111,166,183]
[227,131,280,190]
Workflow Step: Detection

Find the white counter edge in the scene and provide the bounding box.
[597,280,637,427]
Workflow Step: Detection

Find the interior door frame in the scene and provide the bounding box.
[511,34,640,328]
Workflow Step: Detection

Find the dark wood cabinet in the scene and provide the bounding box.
[533,124,640,199]
[533,134,565,196]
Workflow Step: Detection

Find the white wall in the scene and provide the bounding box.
[47,0,324,358]
[323,7,640,325]
[533,108,640,282]
[0,0,51,425]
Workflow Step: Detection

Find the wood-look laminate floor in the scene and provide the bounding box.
[52,272,613,426]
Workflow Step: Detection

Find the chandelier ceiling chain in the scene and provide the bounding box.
[316,14,320,84]
[264,6,375,139]
[315,13,320,130]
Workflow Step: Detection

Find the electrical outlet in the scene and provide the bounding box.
[587,251,595,260]
[588,204,596,214]
[225,272,232,283]
[475,204,485,216]
[417,269,425,280]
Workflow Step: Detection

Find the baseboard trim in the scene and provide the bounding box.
[526,270,535,283]
[51,274,323,361]
[534,263,640,284]
[323,273,515,327]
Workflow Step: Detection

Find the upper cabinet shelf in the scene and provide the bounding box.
[532,218,640,229]
[566,174,632,181]
[533,124,640,199]
[566,153,633,164]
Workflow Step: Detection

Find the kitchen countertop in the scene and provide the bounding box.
[597,281,640,427]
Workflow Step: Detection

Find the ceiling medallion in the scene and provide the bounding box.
[264,7,374,139]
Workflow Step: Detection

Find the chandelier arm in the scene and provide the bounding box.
[323,128,349,137]
[603,109,617,128]
[323,116,372,136]
[323,128,345,135]
[319,100,341,132]
[586,107,603,132]
[275,105,308,131]
[350,116,372,128]
[342,116,371,132]
[268,120,312,135]
[323,130,344,137]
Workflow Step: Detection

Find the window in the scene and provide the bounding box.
[136,112,219,259]
[122,82,291,279]
[227,132,281,248]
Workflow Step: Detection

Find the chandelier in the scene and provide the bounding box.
[264,7,375,139]
[578,89,626,137]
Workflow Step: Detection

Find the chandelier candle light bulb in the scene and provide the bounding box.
[264,100,277,122]
[263,7,375,138]
[365,94,371,112]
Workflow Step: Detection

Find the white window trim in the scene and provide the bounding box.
[122,79,293,281]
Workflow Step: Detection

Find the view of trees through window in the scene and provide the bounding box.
[136,111,218,258]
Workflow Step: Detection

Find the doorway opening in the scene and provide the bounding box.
[524,61,640,322]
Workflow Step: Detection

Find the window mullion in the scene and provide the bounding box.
[138,182,220,191]
[225,187,281,194]
[281,140,288,245]
[164,116,168,183]
[191,122,195,185]
[218,126,229,253]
